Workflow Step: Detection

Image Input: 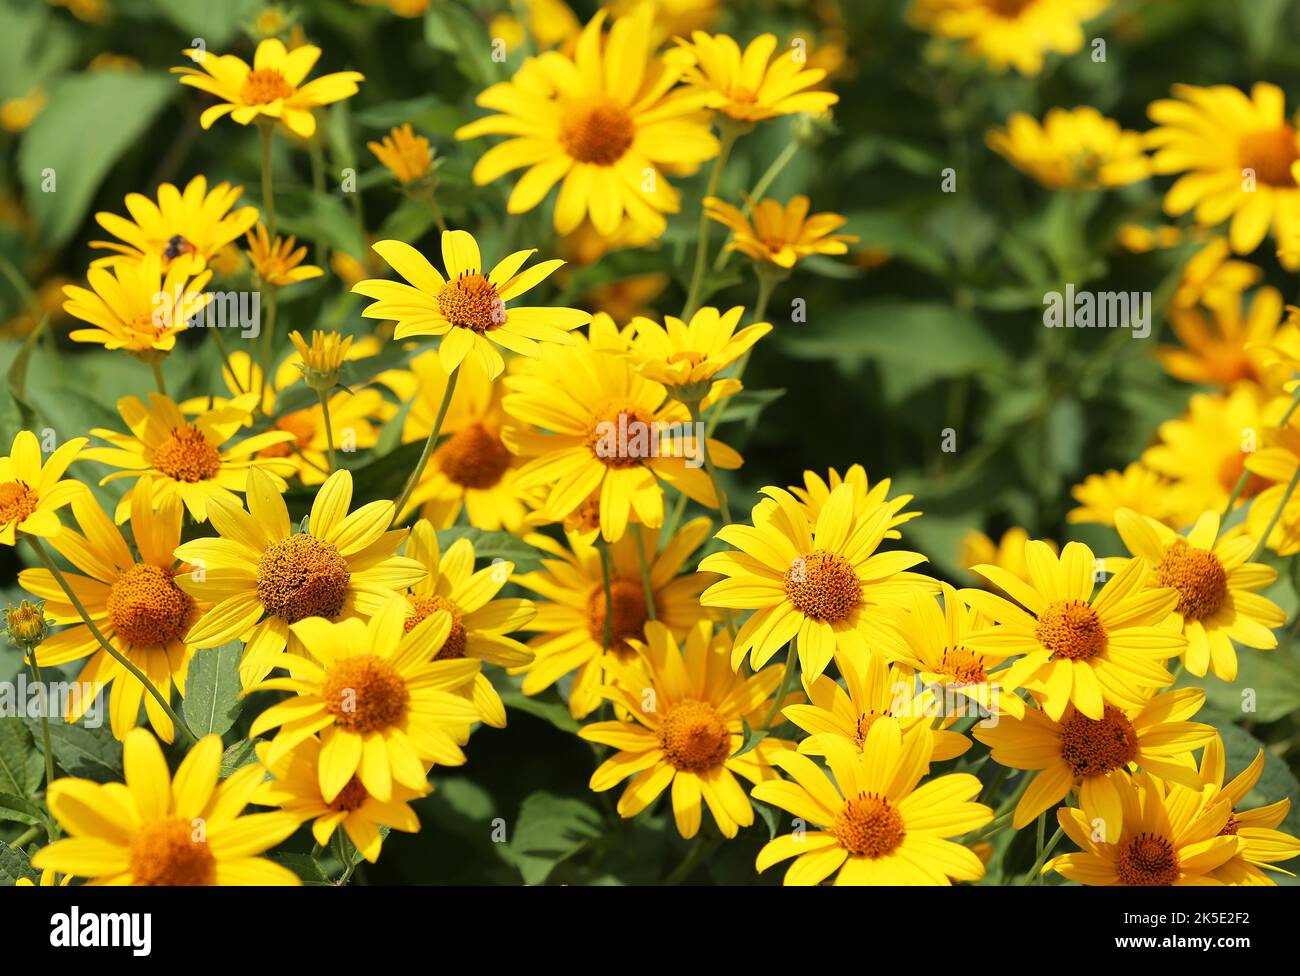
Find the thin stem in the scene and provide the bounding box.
[687,400,731,526]
[1250,461,1300,561]
[633,530,657,621]
[1220,380,1300,531]
[393,366,458,521]
[317,389,338,473]
[664,836,709,884]
[25,654,58,835]
[413,186,448,233]
[683,123,743,319]
[760,642,798,730]
[211,328,246,394]
[597,539,614,652]
[259,123,277,237]
[664,488,690,540]
[149,358,167,396]
[26,538,197,745]
[1021,824,1065,885]
[713,139,801,273]
[12,825,40,848]
[259,288,279,413]
[334,832,359,885]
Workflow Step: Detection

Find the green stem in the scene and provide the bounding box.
[664,836,710,884]
[413,187,448,233]
[393,366,458,522]
[317,388,338,473]
[11,825,40,848]
[334,832,359,885]
[211,328,246,394]
[1220,380,1300,530]
[259,288,279,414]
[259,122,277,237]
[687,400,731,526]
[1250,461,1300,561]
[683,123,743,319]
[633,530,656,621]
[759,642,798,730]
[597,539,614,652]
[1022,824,1064,885]
[26,538,197,745]
[25,654,57,834]
[149,359,167,396]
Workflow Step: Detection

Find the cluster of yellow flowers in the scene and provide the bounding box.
[2,2,1297,889]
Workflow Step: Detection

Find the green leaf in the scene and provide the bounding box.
[0,839,37,885]
[0,792,44,828]
[183,642,244,737]
[220,739,260,778]
[497,687,579,734]
[270,852,334,886]
[0,718,43,798]
[146,0,261,47]
[1193,641,1300,724]
[505,791,603,885]
[24,715,123,784]
[17,71,175,248]
[435,527,546,573]
[424,2,498,88]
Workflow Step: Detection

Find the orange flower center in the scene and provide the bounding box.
[1116,832,1180,886]
[1219,813,1241,837]
[329,776,370,813]
[937,646,987,684]
[129,819,216,886]
[984,0,1036,17]
[1238,126,1300,188]
[586,578,648,657]
[255,534,351,623]
[783,549,862,623]
[405,593,467,659]
[1155,540,1227,621]
[436,422,511,490]
[107,563,195,648]
[832,793,906,858]
[241,68,294,105]
[559,100,635,166]
[152,426,223,483]
[584,404,656,468]
[1058,705,1138,778]
[0,480,38,527]
[853,710,889,746]
[1036,599,1107,661]
[320,654,410,734]
[437,273,505,333]
[658,699,731,772]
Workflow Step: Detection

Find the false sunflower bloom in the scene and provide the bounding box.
[699,483,930,684]
[353,231,590,379]
[175,467,425,686]
[1045,770,1239,886]
[0,430,87,546]
[770,465,919,541]
[670,32,839,122]
[987,107,1149,189]
[32,729,301,885]
[81,392,296,523]
[1158,285,1283,388]
[1067,462,1181,528]
[245,223,323,287]
[628,305,771,396]
[1171,236,1263,311]
[90,175,259,276]
[754,720,993,885]
[909,0,1110,76]
[514,519,714,719]
[454,6,719,237]
[975,688,1217,830]
[1244,411,1300,556]
[255,386,393,486]
[173,38,364,138]
[963,542,1186,720]
[18,482,203,742]
[704,195,858,269]
[245,597,482,802]
[580,620,793,839]
[368,123,435,185]
[1114,509,1285,680]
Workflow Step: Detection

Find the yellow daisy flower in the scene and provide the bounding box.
[256,386,395,486]
[18,482,203,742]
[513,519,714,719]
[368,123,435,184]
[245,597,482,801]
[975,688,1216,830]
[0,430,87,546]
[1244,409,1300,555]
[1067,462,1181,528]
[172,38,364,138]
[754,720,992,885]
[175,467,425,686]
[959,526,1052,588]
[987,107,1149,189]
[352,230,590,379]
[909,0,1110,76]
[1148,82,1300,266]
[699,483,930,685]
[963,542,1187,720]
[62,253,212,358]
[454,5,719,237]
[580,620,793,839]
[81,392,296,523]
[1159,285,1283,388]
[778,464,919,540]
[627,305,771,395]
[402,520,536,728]
[89,175,260,277]
[1171,237,1262,311]
[670,32,839,122]
[704,195,858,269]
[1114,509,1284,680]
[32,729,301,885]
[245,222,324,288]
[254,737,424,864]
[1045,770,1239,886]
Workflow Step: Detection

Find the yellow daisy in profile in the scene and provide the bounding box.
[402,520,536,727]
[784,652,971,761]
[1171,236,1263,311]
[988,107,1149,189]
[514,519,714,719]
[90,175,259,276]
[245,597,482,802]
[245,223,323,288]
[754,720,992,885]
[909,0,1110,76]
[1067,462,1181,528]
[704,195,858,269]
[580,620,793,839]
[504,321,741,541]
[700,484,929,684]
[454,6,719,237]
[81,392,296,522]
[1045,770,1239,886]
[254,737,424,864]
[0,429,87,546]
[353,231,590,378]
[1114,509,1284,680]
[1159,285,1282,388]
[175,467,425,686]
[628,306,771,395]
[975,688,1216,830]
[1194,737,1300,885]
[368,123,434,185]
[63,253,212,358]
[1244,410,1300,555]
[1148,83,1300,265]
[670,32,839,122]
[33,729,301,885]
[173,38,363,138]
[964,542,1186,720]
[18,482,203,742]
